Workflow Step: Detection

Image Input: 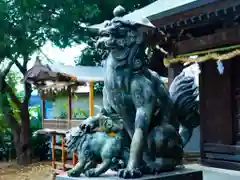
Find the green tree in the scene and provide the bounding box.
[0,0,47,165]
[0,0,155,165]
[34,0,156,91]
[0,69,22,130]
[31,0,156,63]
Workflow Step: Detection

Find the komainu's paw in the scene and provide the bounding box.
[84,169,97,177]
[111,158,125,171]
[79,123,94,133]
[142,160,177,175]
[118,168,142,179]
[67,169,80,177]
[142,162,163,175]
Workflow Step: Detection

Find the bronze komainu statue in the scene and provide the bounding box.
[67,5,199,179]
[66,114,129,177]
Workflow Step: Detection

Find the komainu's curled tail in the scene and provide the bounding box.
[169,70,200,147]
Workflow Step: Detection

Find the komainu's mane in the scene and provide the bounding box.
[65,127,87,153]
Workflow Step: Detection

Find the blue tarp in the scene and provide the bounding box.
[29,95,53,119]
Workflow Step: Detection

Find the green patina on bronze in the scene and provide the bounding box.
[65,5,200,179]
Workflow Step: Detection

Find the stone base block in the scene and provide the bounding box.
[56,167,202,180]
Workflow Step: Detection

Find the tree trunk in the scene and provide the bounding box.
[1,59,32,165]
[13,81,33,165]
[13,131,32,165]
[13,107,32,165]
[0,92,30,165]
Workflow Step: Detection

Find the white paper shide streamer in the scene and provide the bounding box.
[216,60,224,74]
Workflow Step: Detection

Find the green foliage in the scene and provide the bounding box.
[72,0,155,67]
[73,107,88,119]
[51,98,68,119]
[0,129,14,161]
[0,0,155,68]
[0,70,22,130]
[5,70,22,93]
[0,109,7,132]
[30,105,50,161]
[0,0,155,163]
[0,129,50,161]
[23,0,154,48]
[31,129,50,161]
[0,104,50,161]
[0,92,9,131]
[12,0,154,64]
[51,94,89,119]
[29,105,41,129]
[72,94,89,118]
[0,0,47,60]
[0,0,49,138]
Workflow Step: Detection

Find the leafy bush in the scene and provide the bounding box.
[0,130,14,161]
[30,105,50,161]
[0,130,50,161]
[0,104,50,161]
[31,129,50,161]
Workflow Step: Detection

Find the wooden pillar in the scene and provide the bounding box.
[41,94,46,129]
[72,152,78,165]
[199,63,205,163]
[67,87,72,129]
[51,135,56,169]
[168,62,184,87]
[89,81,94,116]
[61,135,66,171]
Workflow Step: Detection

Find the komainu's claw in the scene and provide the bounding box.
[142,159,178,175]
[67,169,80,177]
[79,123,94,133]
[142,162,163,174]
[118,168,142,179]
[85,169,97,177]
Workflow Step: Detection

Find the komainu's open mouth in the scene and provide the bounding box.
[99,30,111,37]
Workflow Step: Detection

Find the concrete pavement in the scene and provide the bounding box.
[185,164,240,180]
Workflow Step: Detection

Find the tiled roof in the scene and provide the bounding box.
[89,0,218,30]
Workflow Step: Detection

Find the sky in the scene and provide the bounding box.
[28,41,87,68]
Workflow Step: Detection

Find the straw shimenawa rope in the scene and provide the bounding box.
[163,48,240,67]
[164,49,240,66]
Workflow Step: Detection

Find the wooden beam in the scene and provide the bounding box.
[175,25,240,55]
[89,81,94,116]
[204,143,240,155]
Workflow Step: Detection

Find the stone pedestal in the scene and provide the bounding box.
[56,168,202,180]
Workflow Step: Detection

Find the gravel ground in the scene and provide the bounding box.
[0,161,54,180]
